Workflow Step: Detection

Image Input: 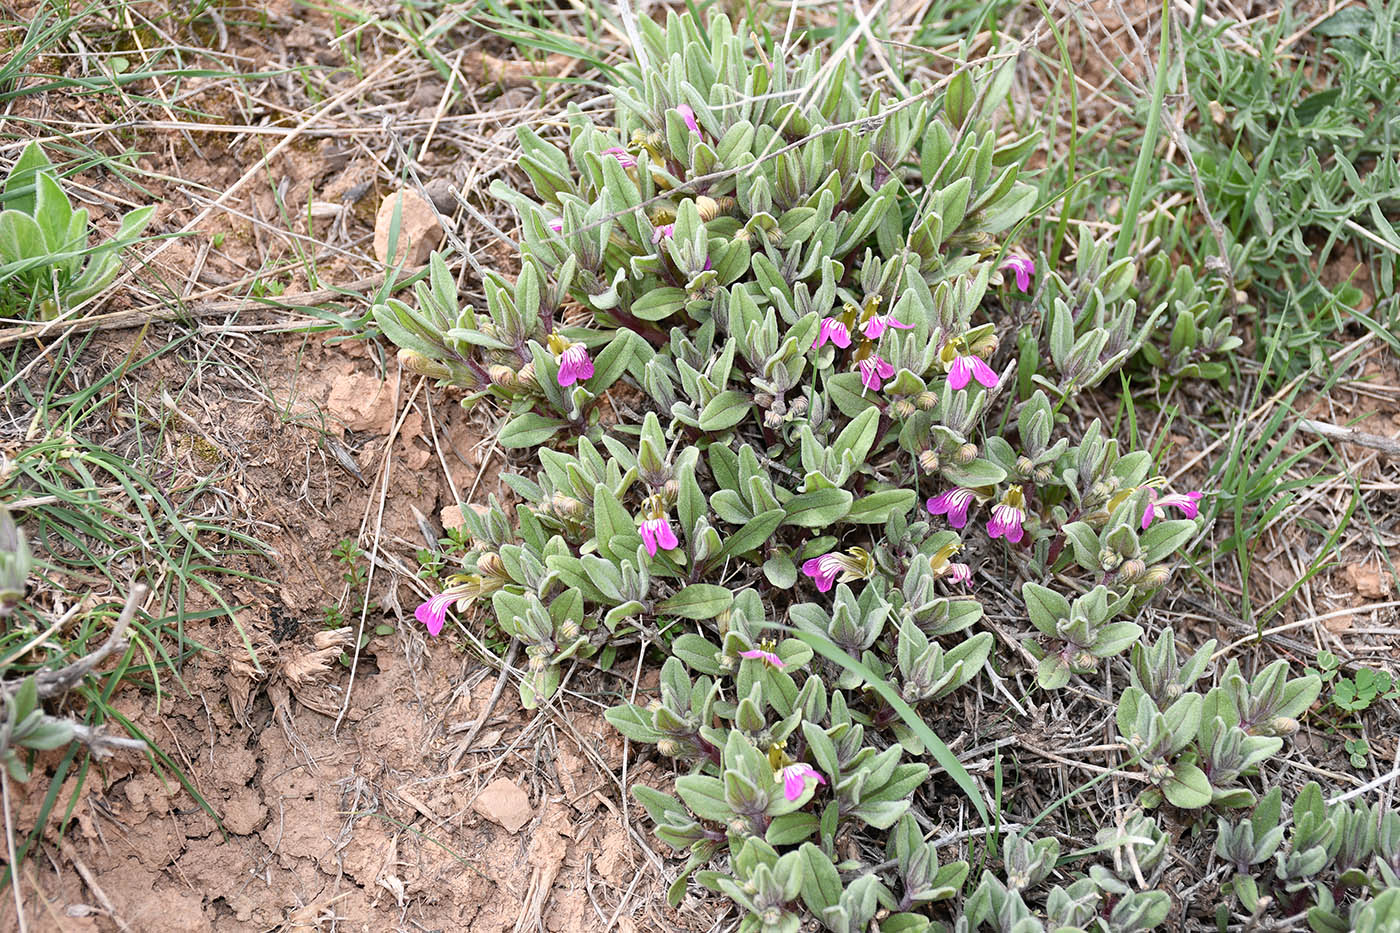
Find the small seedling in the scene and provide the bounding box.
[0,142,154,318]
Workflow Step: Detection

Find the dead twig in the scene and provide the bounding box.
[57,838,134,933]
[1297,418,1400,459]
[0,273,411,348]
[27,585,147,699]
[449,638,520,772]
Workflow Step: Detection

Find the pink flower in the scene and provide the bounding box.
[651,223,675,244]
[739,648,785,668]
[986,486,1027,544]
[675,104,700,135]
[947,354,999,391]
[1141,489,1203,529]
[860,313,912,340]
[1002,253,1035,293]
[557,342,594,386]
[800,550,867,593]
[926,487,975,529]
[640,516,679,556]
[778,763,826,802]
[802,554,844,592]
[547,216,563,233]
[603,147,636,168]
[946,562,973,586]
[857,355,895,392]
[813,317,851,349]
[415,588,467,637]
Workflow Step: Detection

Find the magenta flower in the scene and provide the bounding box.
[739,648,785,668]
[651,223,675,244]
[1141,489,1203,529]
[947,353,999,391]
[946,562,973,587]
[813,317,852,349]
[857,355,896,392]
[547,216,563,233]
[415,588,468,637]
[860,313,912,340]
[778,763,826,802]
[557,342,594,387]
[802,554,843,592]
[675,103,700,135]
[640,516,679,556]
[1002,253,1035,293]
[926,487,975,529]
[602,147,636,168]
[986,486,1027,544]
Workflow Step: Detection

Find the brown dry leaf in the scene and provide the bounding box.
[1343,563,1394,599]
[1323,611,1353,635]
[281,627,352,686]
[466,50,572,87]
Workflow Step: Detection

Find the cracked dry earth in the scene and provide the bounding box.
[3,333,704,932]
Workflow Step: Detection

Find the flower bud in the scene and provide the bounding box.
[918,449,941,473]
[398,348,452,380]
[1117,559,1146,583]
[516,362,536,388]
[715,609,731,635]
[1098,548,1123,571]
[477,552,508,580]
[487,364,518,387]
[1147,759,1171,783]
[1141,565,1172,588]
[1267,717,1300,737]
[730,818,751,837]
[763,409,784,429]
[1074,651,1098,670]
[656,737,684,758]
[789,397,808,417]
[916,391,938,411]
[1015,455,1035,479]
[1164,682,1184,700]
[549,492,587,520]
[733,227,751,242]
[954,443,978,466]
[662,479,680,504]
[892,398,916,418]
[1033,463,1055,484]
[695,195,720,221]
[527,654,548,674]
[558,618,580,642]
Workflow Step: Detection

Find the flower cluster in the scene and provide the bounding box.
[377,11,1239,931]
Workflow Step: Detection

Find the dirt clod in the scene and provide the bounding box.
[474,778,535,833]
[374,189,444,266]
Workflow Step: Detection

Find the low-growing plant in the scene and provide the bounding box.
[1169,0,1400,372]
[1216,781,1400,927]
[0,142,155,318]
[369,11,1361,929]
